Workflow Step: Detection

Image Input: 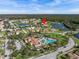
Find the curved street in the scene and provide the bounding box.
[33,38,75,59]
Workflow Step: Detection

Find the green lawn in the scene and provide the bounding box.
[57,54,69,59]
[0,31,6,36]
[45,33,67,39]
[75,39,79,45]
[0,38,5,46]
[0,48,4,55]
[44,33,68,46]
[0,41,4,45]
[72,36,79,45]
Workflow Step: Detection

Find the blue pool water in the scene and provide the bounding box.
[18,24,29,27]
[75,33,79,39]
[47,38,57,44]
[41,37,57,45]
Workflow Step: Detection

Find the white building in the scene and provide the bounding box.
[0,19,4,31]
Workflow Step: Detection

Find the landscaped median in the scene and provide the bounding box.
[72,36,79,45]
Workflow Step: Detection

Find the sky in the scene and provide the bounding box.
[0,0,79,14]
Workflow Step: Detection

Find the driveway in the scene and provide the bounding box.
[14,40,22,50]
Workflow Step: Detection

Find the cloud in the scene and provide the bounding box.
[0,0,79,14]
[31,0,38,2]
[0,9,28,14]
[65,8,79,14]
[45,0,61,7]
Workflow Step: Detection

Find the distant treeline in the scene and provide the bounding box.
[7,15,79,23]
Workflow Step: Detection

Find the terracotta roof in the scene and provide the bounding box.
[31,38,40,45]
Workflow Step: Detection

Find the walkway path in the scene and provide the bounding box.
[14,40,22,50]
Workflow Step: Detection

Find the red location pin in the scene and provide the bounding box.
[42,17,46,25]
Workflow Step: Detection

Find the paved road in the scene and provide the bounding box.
[4,39,12,59]
[4,39,22,59]
[14,40,22,50]
[32,38,75,59]
[4,38,75,59]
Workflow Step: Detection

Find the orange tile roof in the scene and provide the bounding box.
[31,38,40,45]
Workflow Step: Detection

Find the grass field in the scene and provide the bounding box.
[72,36,79,45]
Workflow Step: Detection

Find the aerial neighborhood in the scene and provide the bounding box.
[0,16,79,59]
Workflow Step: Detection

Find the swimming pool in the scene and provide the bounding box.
[18,23,29,28]
[47,38,57,44]
[41,37,57,45]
